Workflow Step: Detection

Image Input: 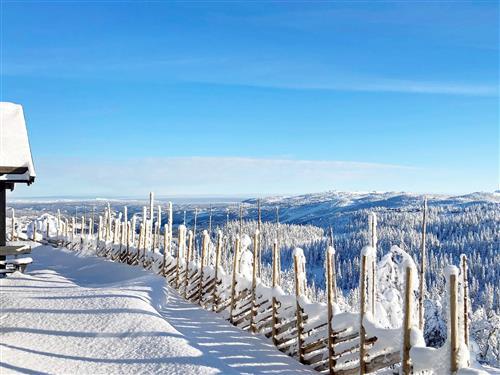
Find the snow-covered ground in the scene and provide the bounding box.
[0,244,314,374]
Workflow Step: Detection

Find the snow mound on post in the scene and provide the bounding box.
[327,245,335,256]
[361,245,375,258]
[293,247,305,259]
[444,264,459,281]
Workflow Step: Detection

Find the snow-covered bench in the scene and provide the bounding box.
[0,245,32,274]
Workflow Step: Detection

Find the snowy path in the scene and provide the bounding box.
[0,244,314,374]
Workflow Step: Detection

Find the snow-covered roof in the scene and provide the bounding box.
[0,102,36,184]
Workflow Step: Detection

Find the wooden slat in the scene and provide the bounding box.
[365,351,400,373]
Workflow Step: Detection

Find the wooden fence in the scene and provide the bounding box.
[22,202,473,375]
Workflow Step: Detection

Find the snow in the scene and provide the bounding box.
[0,244,315,374]
[26,213,59,238]
[361,245,376,258]
[327,245,335,256]
[0,102,36,182]
[445,264,460,280]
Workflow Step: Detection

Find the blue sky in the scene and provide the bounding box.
[2,1,498,197]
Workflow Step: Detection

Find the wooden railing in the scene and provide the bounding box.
[25,208,473,375]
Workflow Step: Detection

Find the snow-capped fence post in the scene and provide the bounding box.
[185,230,193,298]
[137,223,144,264]
[176,225,186,289]
[46,220,50,241]
[125,221,130,260]
[131,215,136,247]
[293,248,306,363]
[326,245,336,374]
[419,197,427,330]
[106,205,111,242]
[359,253,367,375]
[212,230,222,312]
[98,216,103,242]
[155,205,161,250]
[328,227,337,304]
[168,202,173,256]
[88,216,93,237]
[229,236,241,325]
[271,239,281,345]
[208,205,213,236]
[11,208,16,240]
[402,265,413,375]
[89,218,93,243]
[114,218,119,245]
[81,216,85,246]
[198,230,209,304]
[149,191,154,227]
[449,268,459,373]
[239,205,243,235]
[461,254,469,349]
[162,224,169,274]
[163,224,168,256]
[71,217,75,242]
[65,218,70,243]
[56,209,61,238]
[368,213,377,316]
[193,209,198,258]
[257,200,262,277]
[250,229,259,333]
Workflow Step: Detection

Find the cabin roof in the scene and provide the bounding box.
[0,102,36,185]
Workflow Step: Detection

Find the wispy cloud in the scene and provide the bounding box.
[3,54,497,97]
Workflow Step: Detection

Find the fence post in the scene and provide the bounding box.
[81,216,85,246]
[131,215,136,246]
[176,225,186,289]
[461,254,469,349]
[137,223,143,264]
[294,248,306,363]
[449,271,459,373]
[149,191,154,227]
[257,202,262,278]
[250,229,259,333]
[56,209,60,238]
[98,216,103,242]
[71,217,75,242]
[11,208,16,241]
[168,202,173,256]
[271,239,281,345]
[46,221,50,241]
[65,218,70,242]
[213,230,222,312]
[359,254,367,375]
[419,198,427,330]
[198,230,209,304]
[229,236,241,325]
[368,213,377,316]
[185,230,193,298]
[155,205,161,250]
[402,266,413,375]
[326,246,336,374]
[162,223,168,274]
[125,221,130,262]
